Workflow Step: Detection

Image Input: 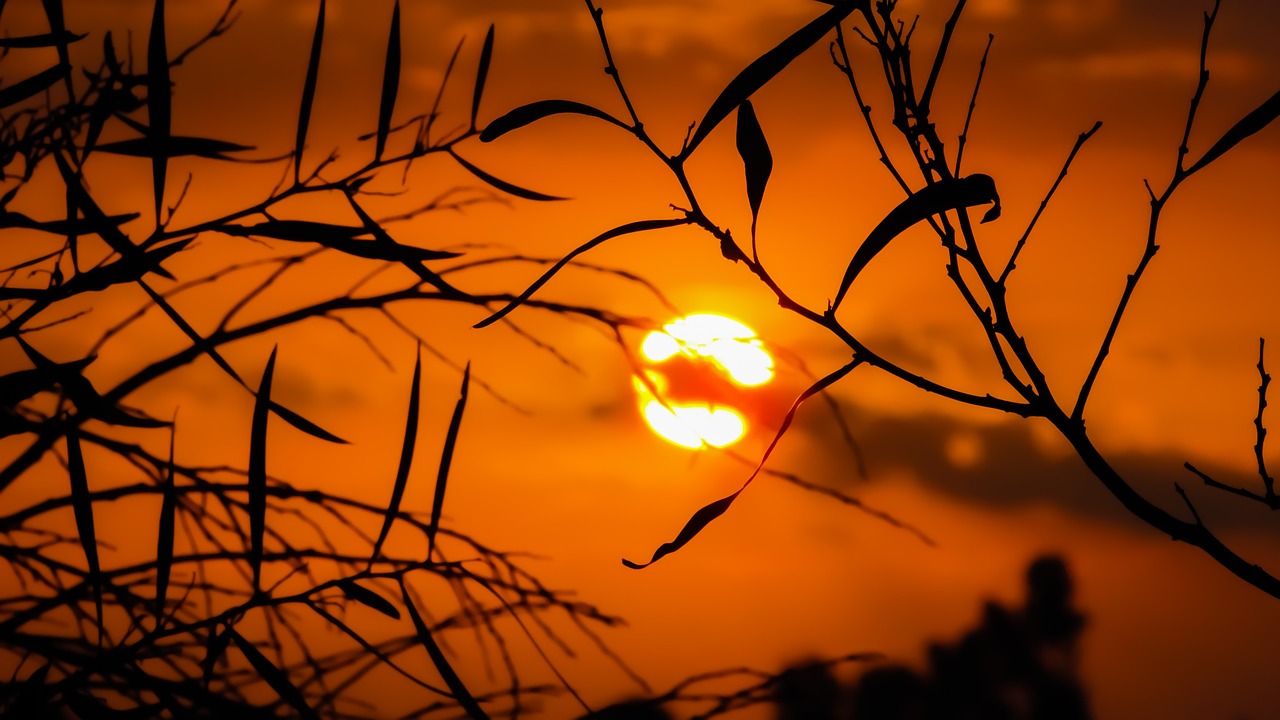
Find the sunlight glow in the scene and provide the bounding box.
[635,313,773,449]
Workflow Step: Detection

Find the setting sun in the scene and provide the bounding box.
[635,314,774,448]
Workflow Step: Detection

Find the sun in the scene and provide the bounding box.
[634,313,774,448]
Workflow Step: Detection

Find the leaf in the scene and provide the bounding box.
[474,217,691,328]
[831,174,1001,311]
[480,99,627,142]
[428,362,469,558]
[1187,89,1280,175]
[229,630,320,720]
[735,99,772,248]
[66,426,103,633]
[0,31,85,49]
[39,0,75,99]
[219,220,460,261]
[622,492,740,569]
[0,62,67,108]
[155,423,177,622]
[296,0,325,183]
[370,349,420,566]
[471,24,495,131]
[448,149,565,201]
[375,1,401,161]
[248,346,277,593]
[337,579,400,619]
[147,0,169,226]
[624,358,860,569]
[94,136,254,160]
[401,581,491,720]
[683,2,854,157]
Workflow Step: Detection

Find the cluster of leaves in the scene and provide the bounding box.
[0,1,662,717]
[477,0,1280,599]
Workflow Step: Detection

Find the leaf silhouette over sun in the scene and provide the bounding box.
[480,99,628,142]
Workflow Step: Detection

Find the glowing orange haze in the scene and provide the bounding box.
[5,0,1280,717]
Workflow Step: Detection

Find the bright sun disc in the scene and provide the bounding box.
[635,313,774,448]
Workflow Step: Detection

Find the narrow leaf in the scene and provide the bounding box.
[229,630,320,720]
[428,362,469,558]
[94,135,254,160]
[219,220,460,261]
[370,350,420,565]
[269,400,346,443]
[147,0,170,227]
[248,347,278,593]
[735,99,772,249]
[1188,89,1280,175]
[337,579,400,619]
[0,63,67,108]
[448,149,565,201]
[39,0,74,99]
[401,581,491,720]
[470,24,495,131]
[832,174,1000,311]
[622,492,740,570]
[375,1,401,161]
[155,422,177,622]
[474,217,690,328]
[66,426,103,633]
[0,31,84,49]
[480,99,627,142]
[683,3,854,157]
[296,0,326,183]
[624,359,860,569]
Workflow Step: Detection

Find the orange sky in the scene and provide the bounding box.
[4,0,1280,718]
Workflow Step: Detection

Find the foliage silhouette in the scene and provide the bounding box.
[479,0,1280,600]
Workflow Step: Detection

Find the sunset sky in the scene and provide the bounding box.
[4,0,1280,717]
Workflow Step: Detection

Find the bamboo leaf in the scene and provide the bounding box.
[296,0,325,183]
[219,220,460,261]
[66,425,103,633]
[683,2,854,157]
[1187,89,1280,175]
[735,99,772,248]
[0,31,84,49]
[480,99,627,142]
[474,216,690,328]
[0,62,67,108]
[401,581,491,719]
[375,1,401,161]
[147,0,170,227]
[448,149,565,201]
[428,362,469,558]
[832,174,1000,311]
[470,24,495,131]
[337,579,400,619]
[155,423,177,622]
[94,136,254,160]
[622,492,740,569]
[370,349,420,565]
[39,0,74,99]
[229,629,320,720]
[248,347,277,593]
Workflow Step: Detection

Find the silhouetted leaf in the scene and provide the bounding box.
[65,425,103,632]
[337,579,400,619]
[248,347,277,593]
[1188,89,1280,175]
[375,1,401,161]
[94,136,254,160]
[475,216,690,328]
[70,237,192,293]
[39,0,75,99]
[370,349,420,565]
[268,400,346,443]
[219,220,460,261]
[683,2,854,156]
[622,492,740,569]
[0,31,84,49]
[401,581,491,720]
[448,149,565,201]
[428,362,469,558]
[229,629,319,720]
[832,174,1001,311]
[147,0,169,226]
[155,424,176,622]
[0,63,67,108]
[735,99,772,246]
[471,24,494,131]
[480,99,627,142]
[0,209,139,236]
[296,0,325,183]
